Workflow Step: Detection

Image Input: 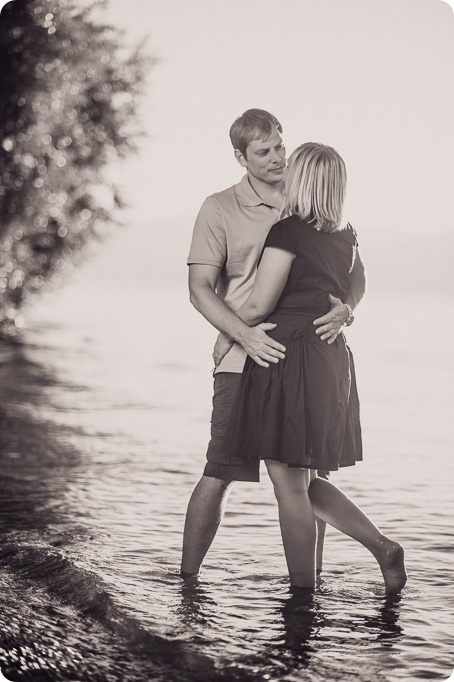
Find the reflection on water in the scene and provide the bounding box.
[0,287,453,681]
[274,589,318,670]
[175,579,409,682]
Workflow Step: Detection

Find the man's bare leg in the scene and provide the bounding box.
[308,477,407,595]
[314,471,329,574]
[181,475,235,577]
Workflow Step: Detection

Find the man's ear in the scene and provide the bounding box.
[234,149,247,168]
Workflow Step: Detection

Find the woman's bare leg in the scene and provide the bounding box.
[316,519,327,574]
[309,476,407,595]
[265,460,317,588]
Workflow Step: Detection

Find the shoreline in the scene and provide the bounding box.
[0,339,244,682]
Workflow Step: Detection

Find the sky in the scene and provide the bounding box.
[64,0,454,300]
[92,0,454,238]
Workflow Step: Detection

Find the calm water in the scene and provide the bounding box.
[0,279,453,681]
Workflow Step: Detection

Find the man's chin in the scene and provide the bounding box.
[268,173,285,184]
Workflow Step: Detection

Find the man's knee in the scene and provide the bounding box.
[201,474,234,490]
[194,475,235,502]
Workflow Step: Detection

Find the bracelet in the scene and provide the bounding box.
[344,303,354,327]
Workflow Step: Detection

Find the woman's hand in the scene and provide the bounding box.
[213,332,234,367]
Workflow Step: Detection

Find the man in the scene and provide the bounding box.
[181,109,366,578]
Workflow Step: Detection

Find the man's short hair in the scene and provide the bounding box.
[229,109,282,157]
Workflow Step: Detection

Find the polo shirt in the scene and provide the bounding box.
[187,174,282,373]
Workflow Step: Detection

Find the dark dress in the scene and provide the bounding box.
[226,216,363,472]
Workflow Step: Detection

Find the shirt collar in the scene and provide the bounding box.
[235,174,283,210]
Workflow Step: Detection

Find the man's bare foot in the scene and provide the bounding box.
[372,537,407,596]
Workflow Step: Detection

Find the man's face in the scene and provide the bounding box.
[238,128,286,186]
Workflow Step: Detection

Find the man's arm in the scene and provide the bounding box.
[313,249,366,344]
[345,249,367,309]
[189,264,286,368]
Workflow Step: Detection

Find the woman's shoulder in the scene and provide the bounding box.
[267,216,315,248]
[265,216,305,253]
[267,216,294,238]
[279,215,310,226]
[269,215,311,235]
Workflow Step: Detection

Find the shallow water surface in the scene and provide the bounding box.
[0,285,453,681]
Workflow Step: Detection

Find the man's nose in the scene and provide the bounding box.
[271,149,282,163]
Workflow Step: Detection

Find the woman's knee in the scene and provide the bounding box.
[265,460,311,496]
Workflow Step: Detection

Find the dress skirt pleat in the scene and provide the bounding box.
[225,314,362,472]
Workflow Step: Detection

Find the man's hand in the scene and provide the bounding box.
[313,294,348,344]
[240,323,286,368]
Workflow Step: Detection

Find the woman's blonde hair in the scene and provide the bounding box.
[282,142,347,233]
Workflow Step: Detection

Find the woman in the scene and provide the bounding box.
[219,142,406,590]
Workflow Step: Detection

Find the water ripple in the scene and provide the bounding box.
[0,292,453,681]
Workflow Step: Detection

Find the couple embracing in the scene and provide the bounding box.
[181,109,406,594]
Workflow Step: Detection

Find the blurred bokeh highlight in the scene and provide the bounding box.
[0,0,149,336]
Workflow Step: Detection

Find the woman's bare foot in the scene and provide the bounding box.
[372,537,407,595]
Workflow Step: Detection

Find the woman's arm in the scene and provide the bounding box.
[212,247,294,368]
[236,247,295,325]
[189,263,286,366]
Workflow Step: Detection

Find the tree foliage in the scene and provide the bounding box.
[0,0,149,336]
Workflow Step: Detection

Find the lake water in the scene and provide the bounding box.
[0,274,453,681]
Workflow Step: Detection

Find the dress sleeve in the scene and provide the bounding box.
[187,196,226,267]
[263,220,298,255]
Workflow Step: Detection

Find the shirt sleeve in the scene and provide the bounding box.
[347,222,359,249]
[187,196,226,267]
[263,220,298,255]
